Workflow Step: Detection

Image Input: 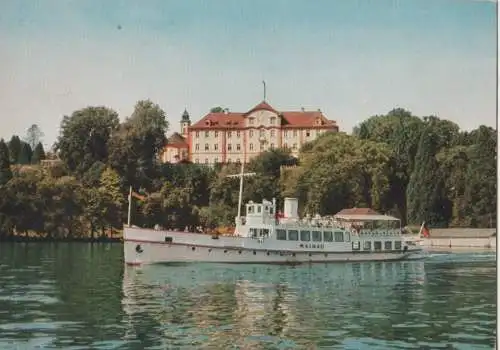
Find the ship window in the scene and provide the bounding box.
[334,231,344,242]
[300,230,311,241]
[374,241,382,251]
[363,241,371,250]
[384,241,392,250]
[247,205,254,213]
[249,228,257,238]
[257,206,261,213]
[277,229,287,240]
[323,231,333,242]
[395,241,402,250]
[288,230,299,241]
[312,231,322,242]
[269,207,274,214]
[345,232,351,242]
[261,229,270,237]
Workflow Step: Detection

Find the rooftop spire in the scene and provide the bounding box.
[262,80,267,101]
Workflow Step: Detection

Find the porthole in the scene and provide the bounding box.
[192,247,196,251]
[266,251,270,256]
[253,251,256,255]
[292,253,296,257]
[224,250,228,253]
[135,244,143,253]
[208,248,212,252]
[308,253,312,257]
[238,250,242,254]
[324,253,328,257]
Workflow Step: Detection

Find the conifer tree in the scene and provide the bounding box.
[0,139,12,185]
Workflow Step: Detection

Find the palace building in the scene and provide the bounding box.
[161,101,339,165]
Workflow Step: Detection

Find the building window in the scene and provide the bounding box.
[214,144,218,150]
[284,131,288,138]
[215,131,219,137]
[215,157,219,163]
[270,117,276,125]
[196,131,199,138]
[228,144,232,151]
[271,130,275,137]
[249,143,254,151]
[227,131,232,138]
[260,143,264,151]
[236,144,241,151]
[195,158,199,163]
[236,158,240,163]
[237,131,240,138]
[205,131,209,137]
[292,143,297,150]
[260,129,265,137]
[195,144,199,150]
[283,143,288,149]
[227,158,231,163]
[205,158,208,164]
[249,130,254,137]
[293,130,297,137]
[204,143,209,151]
[270,143,274,149]
[249,118,255,125]
[306,130,310,137]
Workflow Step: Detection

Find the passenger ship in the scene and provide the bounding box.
[124,165,423,265]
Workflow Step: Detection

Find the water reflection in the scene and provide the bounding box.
[122,260,477,349]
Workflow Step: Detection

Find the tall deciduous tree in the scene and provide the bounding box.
[108,100,168,189]
[55,106,120,175]
[25,124,44,150]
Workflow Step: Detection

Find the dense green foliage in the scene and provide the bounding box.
[0,103,496,240]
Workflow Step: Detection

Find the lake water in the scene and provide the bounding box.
[0,243,496,349]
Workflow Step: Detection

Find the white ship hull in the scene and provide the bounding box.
[124,227,422,266]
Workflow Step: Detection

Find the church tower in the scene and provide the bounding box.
[180,109,191,138]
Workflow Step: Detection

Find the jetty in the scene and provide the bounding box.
[420,228,496,251]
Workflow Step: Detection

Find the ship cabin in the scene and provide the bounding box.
[333,208,401,235]
[237,199,277,238]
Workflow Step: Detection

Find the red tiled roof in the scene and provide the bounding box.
[243,101,278,115]
[190,101,338,130]
[165,132,188,149]
[336,208,381,216]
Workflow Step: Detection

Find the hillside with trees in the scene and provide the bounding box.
[0,100,496,241]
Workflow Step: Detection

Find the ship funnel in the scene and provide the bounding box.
[283,197,299,219]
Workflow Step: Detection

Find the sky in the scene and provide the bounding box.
[0,0,497,149]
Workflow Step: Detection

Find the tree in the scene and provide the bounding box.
[8,135,21,164]
[55,106,120,175]
[25,124,44,150]
[31,142,46,164]
[210,106,227,113]
[108,100,168,189]
[0,139,12,185]
[18,142,32,165]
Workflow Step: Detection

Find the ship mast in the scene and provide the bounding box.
[227,161,256,224]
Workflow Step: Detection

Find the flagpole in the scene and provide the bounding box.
[127,186,132,227]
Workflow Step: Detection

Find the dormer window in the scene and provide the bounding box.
[249,117,255,125]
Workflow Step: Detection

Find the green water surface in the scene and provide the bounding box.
[0,243,496,349]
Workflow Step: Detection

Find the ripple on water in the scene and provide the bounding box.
[0,246,497,350]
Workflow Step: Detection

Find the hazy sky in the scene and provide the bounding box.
[1,0,497,148]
